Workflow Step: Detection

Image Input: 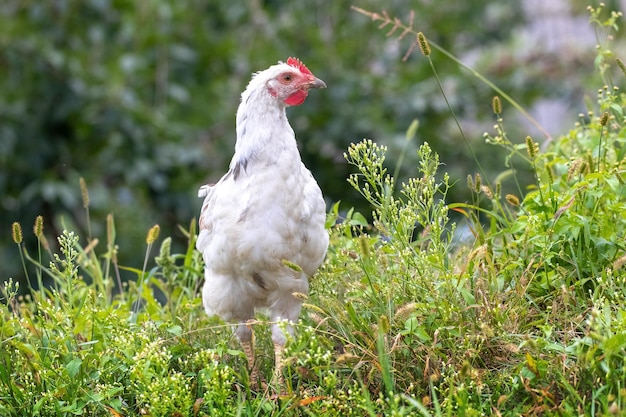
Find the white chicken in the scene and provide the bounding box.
[196,57,329,384]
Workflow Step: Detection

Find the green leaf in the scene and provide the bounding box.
[525,352,539,377]
[459,287,476,305]
[604,333,626,357]
[167,325,183,336]
[325,201,341,228]
[66,358,82,379]
[413,327,432,342]
[349,211,369,227]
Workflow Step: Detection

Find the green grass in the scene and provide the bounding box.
[3,4,626,416]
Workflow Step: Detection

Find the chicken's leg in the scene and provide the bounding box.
[237,321,261,387]
[241,340,259,385]
[269,295,305,388]
[273,342,285,386]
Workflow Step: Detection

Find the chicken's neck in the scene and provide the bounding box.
[231,88,300,173]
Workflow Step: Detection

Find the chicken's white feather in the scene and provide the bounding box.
[197,59,328,356]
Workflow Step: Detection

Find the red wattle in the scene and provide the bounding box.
[284,90,308,106]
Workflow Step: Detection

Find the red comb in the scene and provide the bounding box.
[286,57,312,76]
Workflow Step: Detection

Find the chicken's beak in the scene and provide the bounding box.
[308,77,327,89]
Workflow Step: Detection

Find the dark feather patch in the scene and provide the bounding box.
[232,158,248,181]
[237,206,251,223]
[252,272,267,290]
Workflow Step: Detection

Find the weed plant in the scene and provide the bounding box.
[2,4,626,416]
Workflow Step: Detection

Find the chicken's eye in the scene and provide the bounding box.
[282,74,293,83]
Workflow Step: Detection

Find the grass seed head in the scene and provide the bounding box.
[505,194,520,206]
[600,111,609,127]
[525,136,537,159]
[146,224,160,244]
[417,32,431,56]
[467,174,474,191]
[34,215,44,238]
[492,96,502,115]
[616,58,626,76]
[79,177,90,208]
[12,222,23,244]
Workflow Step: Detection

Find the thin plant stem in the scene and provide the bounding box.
[133,245,153,315]
[392,119,418,192]
[351,6,552,140]
[133,225,159,315]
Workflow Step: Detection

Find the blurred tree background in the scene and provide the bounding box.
[1,0,617,285]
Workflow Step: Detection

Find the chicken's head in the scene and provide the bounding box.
[266,57,326,107]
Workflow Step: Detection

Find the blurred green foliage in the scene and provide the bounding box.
[3,0,597,284]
